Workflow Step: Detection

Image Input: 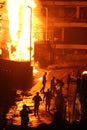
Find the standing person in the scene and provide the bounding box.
[74,93,81,121]
[20,104,32,129]
[32,92,42,116]
[67,74,71,91]
[55,90,66,119]
[43,88,52,112]
[40,72,47,93]
[76,70,81,93]
[59,79,64,94]
[50,76,56,96]
[79,71,87,120]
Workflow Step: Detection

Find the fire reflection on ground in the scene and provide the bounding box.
[6,88,54,127]
[6,68,54,127]
[6,67,77,127]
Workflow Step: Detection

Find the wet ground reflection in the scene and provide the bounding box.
[6,89,54,127]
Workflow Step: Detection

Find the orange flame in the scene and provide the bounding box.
[7,0,36,61]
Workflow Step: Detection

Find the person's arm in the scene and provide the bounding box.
[27,106,32,113]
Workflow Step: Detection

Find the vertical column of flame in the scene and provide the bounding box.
[7,0,35,61]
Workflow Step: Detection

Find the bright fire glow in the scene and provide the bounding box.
[82,71,87,75]
[6,0,36,61]
[0,49,2,55]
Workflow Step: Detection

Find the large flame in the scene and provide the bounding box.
[6,0,36,61]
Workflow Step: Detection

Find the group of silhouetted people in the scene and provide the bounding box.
[3,70,87,130]
[18,71,66,129]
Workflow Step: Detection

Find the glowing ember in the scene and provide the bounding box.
[6,0,36,61]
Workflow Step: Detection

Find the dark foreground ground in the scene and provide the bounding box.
[3,117,87,130]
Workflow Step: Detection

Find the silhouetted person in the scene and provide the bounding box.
[77,70,81,78]
[36,110,70,130]
[43,88,52,112]
[32,92,42,116]
[40,72,47,93]
[55,90,66,119]
[67,74,71,91]
[80,72,87,121]
[59,79,64,94]
[55,78,60,86]
[36,111,70,130]
[76,70,81,93]
[20,104,32,129]
[50,76,56,96]
[49,111,70,130]
[74,93,81,122]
